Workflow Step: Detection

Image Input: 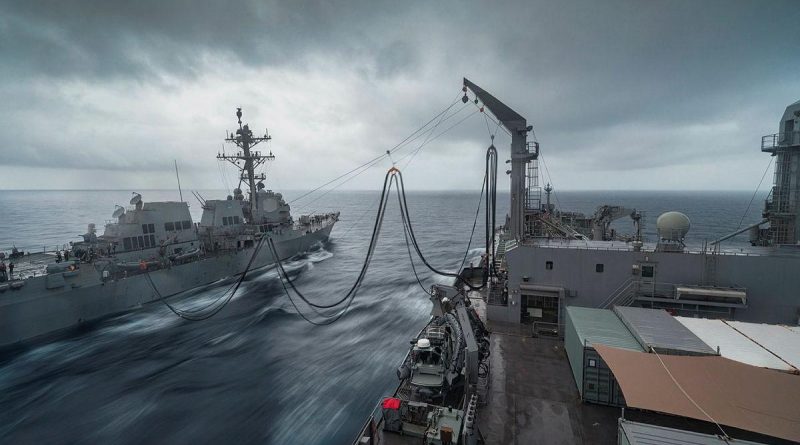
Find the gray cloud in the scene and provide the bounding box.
[0,0,798,190]
[0,1,414,81]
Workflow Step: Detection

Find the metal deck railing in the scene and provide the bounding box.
[762,131,800,152]
[599,277,637,309]
[486,283,507,306]
[519,239,789,257]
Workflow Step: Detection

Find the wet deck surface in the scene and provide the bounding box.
[476,320,619,445]
[2,252,56,279]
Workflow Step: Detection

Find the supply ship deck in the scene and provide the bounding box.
[356,276,795,445]
[354,81,800,445]
[467,294,619,444]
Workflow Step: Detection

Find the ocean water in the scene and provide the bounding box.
[0,189,766,444]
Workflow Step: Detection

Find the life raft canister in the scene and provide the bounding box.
[139,260,147,271]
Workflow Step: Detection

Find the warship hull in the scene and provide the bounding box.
[0,224,333,348]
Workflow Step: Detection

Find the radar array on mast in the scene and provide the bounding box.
[218,108,275,218]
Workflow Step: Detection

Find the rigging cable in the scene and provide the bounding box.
[401,172,486,296]
[459,174,486,273]
[395,106,478,168]
[299,100,474,214]
[473,101,511,137]
[297,157,384,213]
[145,236,267,321]
[538,152,562,213]
[394,103,465,168]
[400,200,434,297]
[272,160,494,323]
[289,91,464,207]
[335,105,481,239]
[267,168,397,325]
[148,94,498,323]
[336,193,384,241]
[394,163,495,291]
[651,348,730,439]
[737,156,774,231]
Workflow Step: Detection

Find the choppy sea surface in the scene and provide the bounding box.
[0,189,765,444]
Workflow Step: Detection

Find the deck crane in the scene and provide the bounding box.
[463,78,536,241]
[590,205,638,241]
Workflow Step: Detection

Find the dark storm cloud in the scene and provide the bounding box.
[0,0,798,188]
[0,0,417,80]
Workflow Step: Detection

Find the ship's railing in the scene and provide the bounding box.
[520,239,778,257]
[634,281,747,306]
[486,283,507,306]
[352,396,391,445]
[599,277,637,309]
[632,281,673,300]
[504,239,518,251]
[762,131,800,152]
[0,244,71,256]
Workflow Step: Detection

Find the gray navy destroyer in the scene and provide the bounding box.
[354,81,800,444]
[0,108,338,347]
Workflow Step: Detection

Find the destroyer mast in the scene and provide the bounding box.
[218,108,275,221]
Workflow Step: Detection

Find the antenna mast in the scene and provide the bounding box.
[174,160,183,202]
[218,108,275,221]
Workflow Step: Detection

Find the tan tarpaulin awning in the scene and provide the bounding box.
[594,344,800,443]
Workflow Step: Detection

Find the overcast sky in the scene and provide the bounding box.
[1,0,798,192]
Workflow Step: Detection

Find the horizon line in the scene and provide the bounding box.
[0,188,765,193]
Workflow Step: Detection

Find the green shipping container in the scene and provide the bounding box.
[564,306,644,406]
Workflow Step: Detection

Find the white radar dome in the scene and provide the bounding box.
[656,211,691,241]
[417,338,431,349]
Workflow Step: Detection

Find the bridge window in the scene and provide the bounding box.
[165,222,175,231]
[545,261,553,270]
[222,216,240,226]
[642,265,655,278]
[123,237,132,251]
[132,236,139,249]
[150,235,156,246]
[596,264,604,273]
[182,220,191,230]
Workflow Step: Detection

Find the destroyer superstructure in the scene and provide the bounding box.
[0,109,338,346]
